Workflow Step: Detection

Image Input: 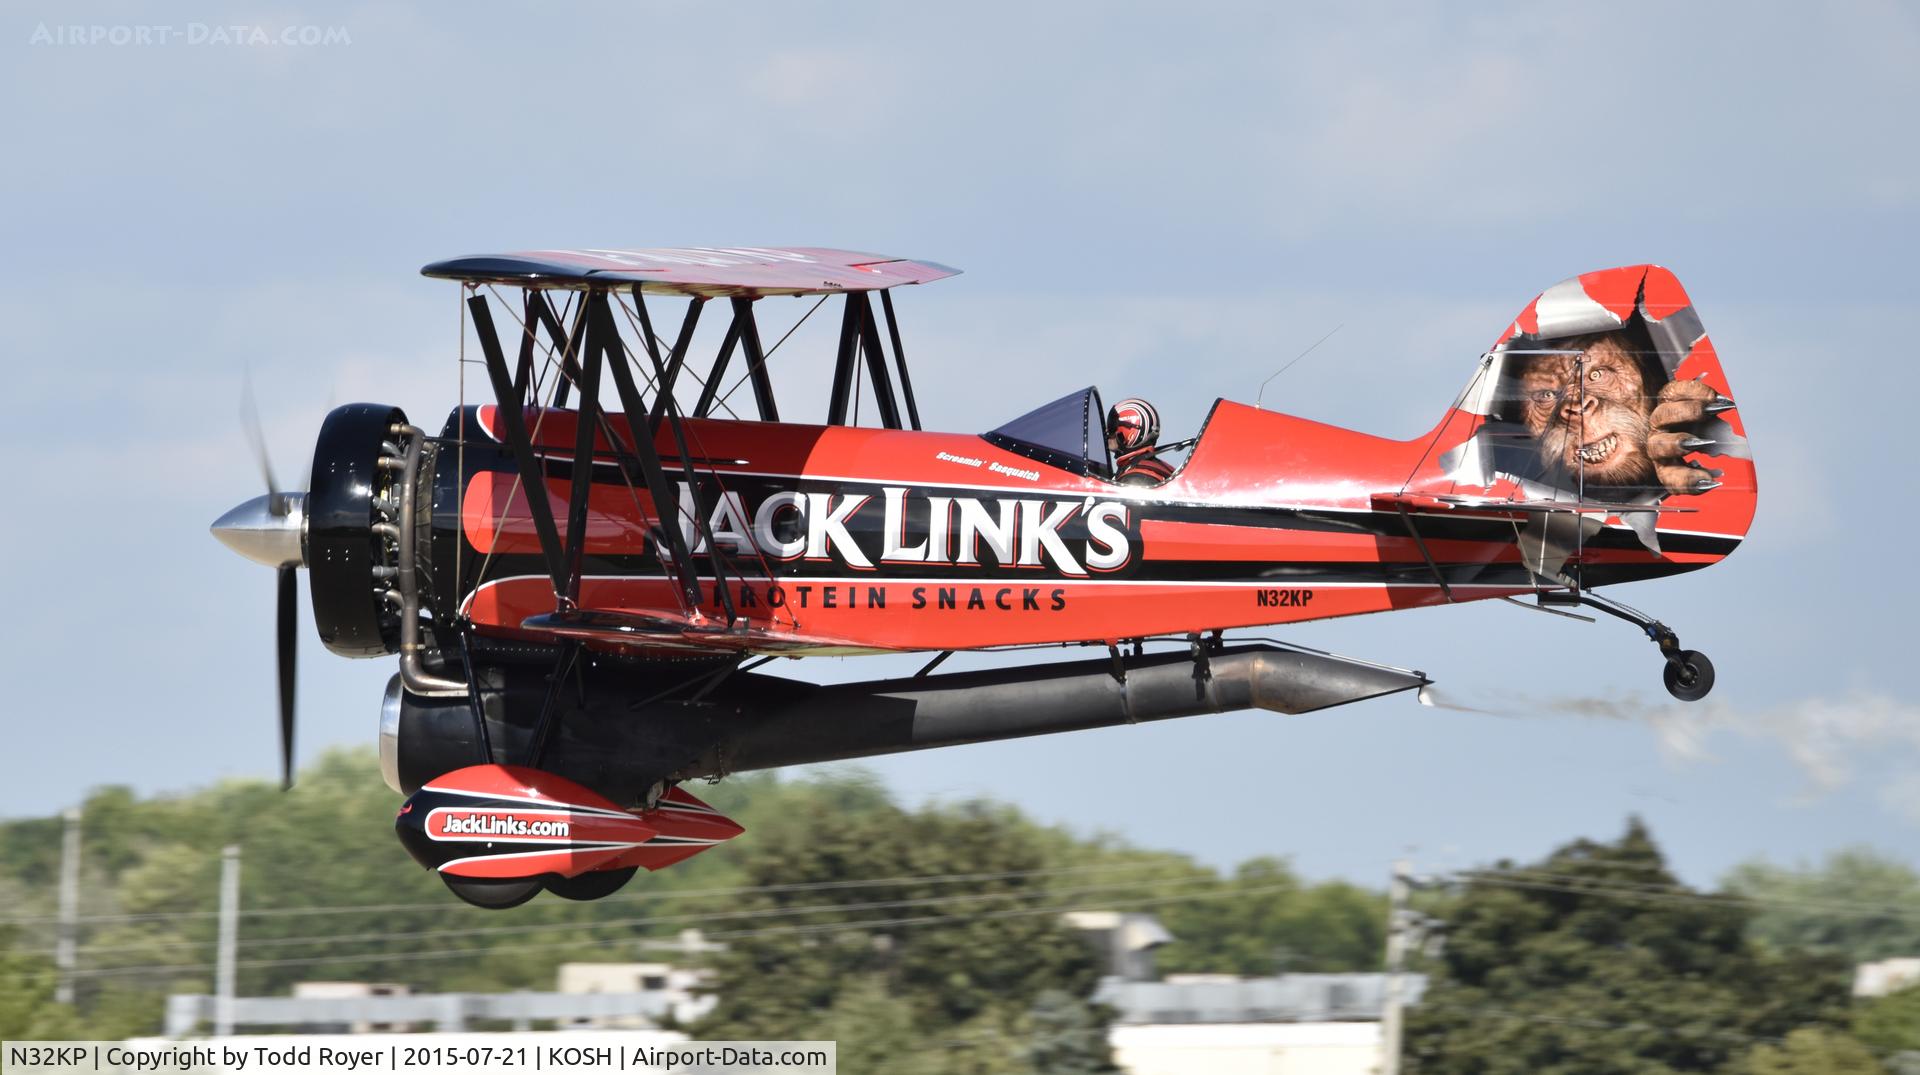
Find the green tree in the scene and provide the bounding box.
[1725,850,1920,964]
[1856,984,1920,1057]
[694,774,1103,1053]
[1155,857,1383,975]
[0,928,87,1039]
[1728,1028,1888,1075]
[817,976,923,1074]
[1405,818,1853,1075]
[1024,990,1119,1074]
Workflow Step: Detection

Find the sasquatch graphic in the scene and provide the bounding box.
[1514,332,1722,497]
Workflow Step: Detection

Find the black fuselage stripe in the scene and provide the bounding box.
[458,554,1703,590]
[432,446,1737,597]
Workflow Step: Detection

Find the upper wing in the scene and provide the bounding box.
[422,247,960,296]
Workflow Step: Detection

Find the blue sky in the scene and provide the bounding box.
[2,2,1916,887]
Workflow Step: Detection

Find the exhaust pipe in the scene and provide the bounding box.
[684,644,1428,777]
[383,644,1428,799]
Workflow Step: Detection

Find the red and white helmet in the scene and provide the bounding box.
[1106,397,1160,455]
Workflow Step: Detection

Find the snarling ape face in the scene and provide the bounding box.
[1516,334,1656,488]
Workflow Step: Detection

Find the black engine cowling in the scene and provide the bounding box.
[308,403,408,657]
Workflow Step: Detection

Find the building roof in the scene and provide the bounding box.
[1095,972,1428,1026]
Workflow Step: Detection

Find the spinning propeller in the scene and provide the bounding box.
[211,387,308,789]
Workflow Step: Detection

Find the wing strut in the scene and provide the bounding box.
[529,293,586,409]
[512,292,540,401]
[854,292,902,429]
[823,293,908,428]
[468,293,570,597]
[616,287,740,625]
[880,289,922,430]
[692,316,743,419]
[560,308,606,607]
[649,298,705,422]
[826,294,860,426]
[732,297,780,422]
[557,290,703,616]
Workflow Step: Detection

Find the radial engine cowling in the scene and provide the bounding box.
[308,403,410,657]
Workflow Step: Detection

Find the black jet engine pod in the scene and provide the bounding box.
[308,403,407,657]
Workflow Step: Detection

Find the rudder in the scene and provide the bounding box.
[1416,265,1756,553]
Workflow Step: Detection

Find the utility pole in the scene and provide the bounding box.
[54,807,81,1005]
[214,845,241,1037]
[1380,857,1412,1075]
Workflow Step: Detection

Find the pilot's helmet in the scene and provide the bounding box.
[1106,398,1161,455]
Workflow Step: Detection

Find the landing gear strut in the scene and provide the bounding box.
[1548,591,1715,702]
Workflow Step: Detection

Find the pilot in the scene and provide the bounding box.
[1106,397,1176,486]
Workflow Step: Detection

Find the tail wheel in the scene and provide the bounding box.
[546,867,639,902]
[1662,649,1715,702]
[441,874,543,910]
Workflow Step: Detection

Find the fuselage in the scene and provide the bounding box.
[424,398,1741,655]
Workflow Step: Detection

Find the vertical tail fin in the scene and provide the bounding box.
[1414,265,1756,551]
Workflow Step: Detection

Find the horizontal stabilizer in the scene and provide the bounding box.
[1371,492,1692,516]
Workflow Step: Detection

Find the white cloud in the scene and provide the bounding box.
[1459,689,1920,823]
[1650,695,1920,818]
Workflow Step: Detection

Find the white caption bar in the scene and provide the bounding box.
[3,1039,835,1075]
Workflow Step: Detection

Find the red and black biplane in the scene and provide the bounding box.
[212,249,1755,908]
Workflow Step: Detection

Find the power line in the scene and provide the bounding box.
[683,880,1269,944]
[72,873,1230,976]
[30,858,1906,931]
[75,869,1224,957]
[5,858,1188,928]
[68,879,1295,982]
[48,862,1920,973]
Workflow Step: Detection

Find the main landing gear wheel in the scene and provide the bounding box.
[1662,649,1715,702]
[442,874,544,910]
[545,866,639,902]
